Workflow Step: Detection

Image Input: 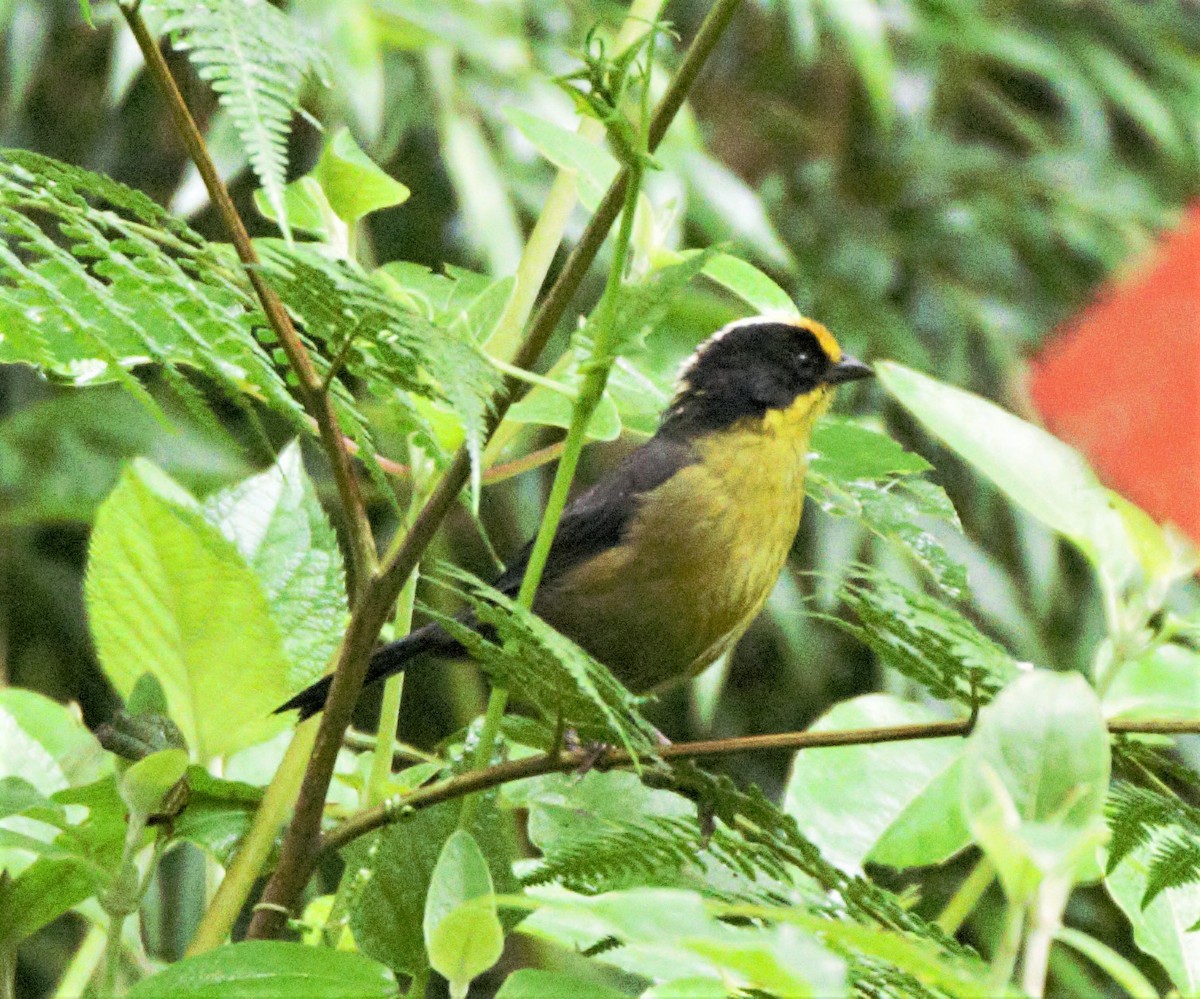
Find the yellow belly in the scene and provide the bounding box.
[537,401,822,693]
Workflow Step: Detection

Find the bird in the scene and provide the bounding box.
[277,315,873,720]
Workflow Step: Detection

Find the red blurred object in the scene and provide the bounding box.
[1030,203,1200,545]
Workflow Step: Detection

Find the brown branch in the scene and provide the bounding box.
[320,715,1200,855]
[120,5,377,591]
[245,0,749,940]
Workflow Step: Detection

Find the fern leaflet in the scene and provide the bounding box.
[149,0,327,240]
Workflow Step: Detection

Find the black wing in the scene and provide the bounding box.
[493,432,698,595]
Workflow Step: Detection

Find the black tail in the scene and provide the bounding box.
[274,622,463,720]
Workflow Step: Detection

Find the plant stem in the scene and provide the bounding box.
[462,131,646,826]
[185,720,319,954]
[321,714,1200,854]
[245,0,749,940]
[53,922,107,999]
[934,856,995,936]
[989,899,1026,994]
[119,5,377,594]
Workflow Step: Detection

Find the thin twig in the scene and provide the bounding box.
[320,715,1200,855]
[245,0,749,940]
[119,5,377,592]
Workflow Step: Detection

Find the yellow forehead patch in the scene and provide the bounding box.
[794,316,842,362]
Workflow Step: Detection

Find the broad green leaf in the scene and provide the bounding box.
[315,126,410,223]
[962,670,1110,904]
[0,689,107,795]
[1103,643,1200,721]
[505,382,622,442]
[520,888,847,995]
[877,362,1138,596]
[784,695,969,872]
[641,978,727,999]
[424,830,504,997]
[118,748,188,821]
[125,941,397,999]
[504,106,618,212]
[350,793,516,976]
[0,855,106,944]
[701,253,797,317]
[809,418,932,481]
[202,441,346,689]
[254,176,339,240]
[1106,837,1200,995]
[86,461,293,760]
[496,969,629,999]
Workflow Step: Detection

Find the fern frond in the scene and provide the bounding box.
[151,0,327,239]
[836,570,1017,708]
[0,149,299,444]
[421,565,660,757]
[1144,830,1200,907]
[260,244,500,483]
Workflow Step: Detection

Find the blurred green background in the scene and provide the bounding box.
[3,0,1199,993]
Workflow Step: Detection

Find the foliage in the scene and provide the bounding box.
[2,0,1200,997]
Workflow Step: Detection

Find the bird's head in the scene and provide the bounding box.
[661,315,873,436]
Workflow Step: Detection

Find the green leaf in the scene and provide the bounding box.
[504,106,618,212]
[519,888,848,996]
[837,571,1017,707]
[783,695,969,872]
[962,670,1110,904]
[807,419,966,597]
[424,830,505,997]
[877,362,1138,596]
[315,127,411,223]
[495,969,630,999]
[0,689,108,797]
[1106,836,1200,995]
[423,566,661,755]
[124,941,397,998]
[702,253,797,317]
[153,0,329,241]
[202,441,346,690]
[0,150,303,437]
[1103,643,1200,721]
[118,748,189,821]
[86,461,293,760]
[172,768,262,863]
[350,793,516,976]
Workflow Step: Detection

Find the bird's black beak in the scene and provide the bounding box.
[825,354,874,386]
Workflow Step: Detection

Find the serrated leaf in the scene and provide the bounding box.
[124,941,397,999]
[0,150,301,440]
[202,441,346,689]
[349,792,516,976]
[86,461,293,760]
